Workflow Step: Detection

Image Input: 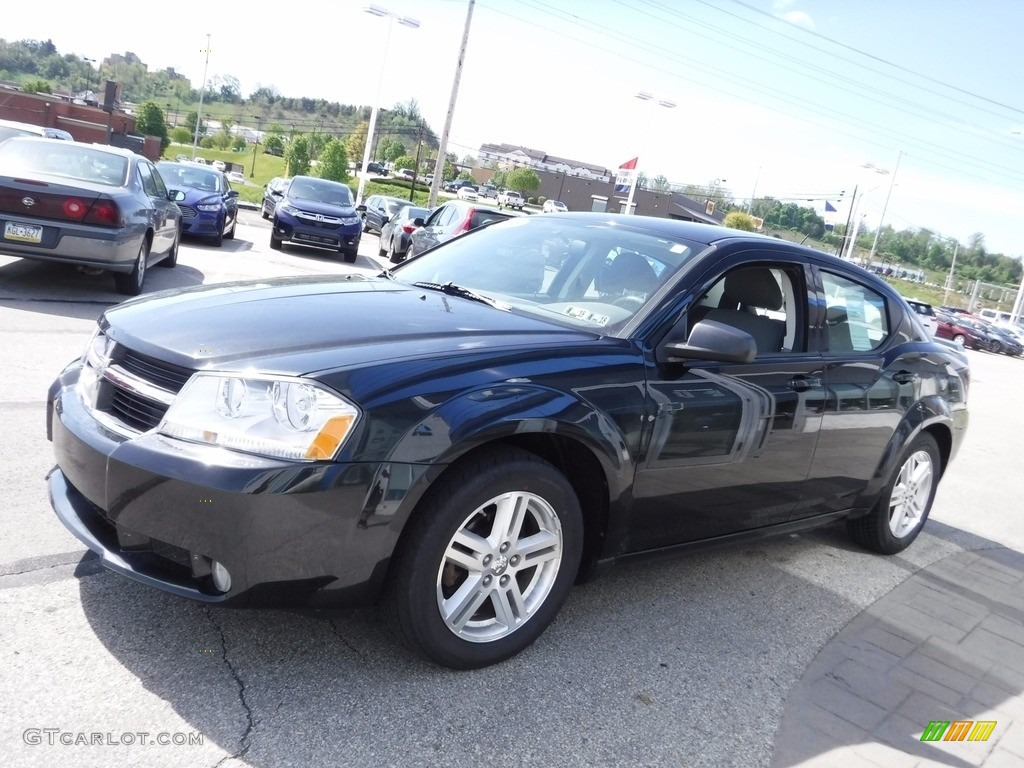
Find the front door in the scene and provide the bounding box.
[629,259,826,551]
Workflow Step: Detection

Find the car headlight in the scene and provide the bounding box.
[197,198,223,212]
[278,203,298,216]
[158,374,360,461]
[79,327,115,409]
[341,216,360,225]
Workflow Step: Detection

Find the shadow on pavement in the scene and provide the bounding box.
[69,517,1023,767]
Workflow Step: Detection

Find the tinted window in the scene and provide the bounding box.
[288,178,352,206]
[470,210,514,229]
[822,271,890,352]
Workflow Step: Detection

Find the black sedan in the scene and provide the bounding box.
[47,214,969,669]
[0,137,181,295]
[361,194,412,236]
[260,176,290,220]
[378,204,429,262]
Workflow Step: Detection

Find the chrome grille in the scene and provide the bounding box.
[296,211,342,227]
[101,348,193,433]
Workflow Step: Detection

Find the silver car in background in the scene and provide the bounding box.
[0,137,181,295]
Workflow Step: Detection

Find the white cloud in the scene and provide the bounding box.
[780,10,816,29]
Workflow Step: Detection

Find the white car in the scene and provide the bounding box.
[542,199,568,213]
[211,160,226,171]
[227,171,246,184]
[903,298,937,335]
[457,186,479,201]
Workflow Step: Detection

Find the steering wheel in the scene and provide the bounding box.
[611,294,645,311]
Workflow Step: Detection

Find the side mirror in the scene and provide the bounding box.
[657,319,757,364]
[380,216,390,225]
[413,217,425,227]
[356,204,367,213]
[270,189,284,197]
[168,189,186,202]
[226,190,239,199]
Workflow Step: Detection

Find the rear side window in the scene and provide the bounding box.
[822,271,890,352]
[470,210,513,229]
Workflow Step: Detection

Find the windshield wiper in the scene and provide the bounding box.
[412,281,510,311]
[379,267,396,280]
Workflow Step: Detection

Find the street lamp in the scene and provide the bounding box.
[624,91,676,215]
[251,115,264,178]
[867,150,904,264]
[356,5,420,206]
[82,58,97,102]
[192,34,212,160]
[842,162,891,263]
[942,238,960,306]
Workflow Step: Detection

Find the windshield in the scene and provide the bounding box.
[392,217,701,334]
[287,178,352,206]
[158,162,223,193]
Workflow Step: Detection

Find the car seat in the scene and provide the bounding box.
[701,267,786,354]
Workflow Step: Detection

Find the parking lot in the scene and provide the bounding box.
[1,211,1021,767]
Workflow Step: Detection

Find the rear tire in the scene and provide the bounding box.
[384,447,583,669]
[847,433,940,555]
[114,239,149,296]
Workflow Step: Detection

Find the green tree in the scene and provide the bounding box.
[22,78,52,94]
[199,136,215,149]
[134,101,169,150]
[650,174,672,192]
[490,169,508,189]
[264,134,284,156]
[506,167,541,196]
[381,139,406,164]
[232,135,247,152]
[285,135,311,176]
[184,110,207,141]
[393,154,416,172]
[723,211,756,231]
[316,138,349,182]
[171,126,191,144]
[345,121,368,166]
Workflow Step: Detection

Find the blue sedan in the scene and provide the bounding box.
[156,162,239,247]
[0,137,180,295]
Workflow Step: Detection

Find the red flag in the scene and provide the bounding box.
[615,158,638,193]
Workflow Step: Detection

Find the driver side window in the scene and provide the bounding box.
[689,264,803,355]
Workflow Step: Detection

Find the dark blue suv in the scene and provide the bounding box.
[269,176,365,262]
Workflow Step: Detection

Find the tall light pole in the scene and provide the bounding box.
[625,91,676,215]
[429,0,475,208]
[746,166,761,214]
[356,5,420,206]
[867,150,903,264]
[82,57,97,102]
[250,115,264,178]
[192,34,212,160]
[943,239,960,306]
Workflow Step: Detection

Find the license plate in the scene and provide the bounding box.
[4,221,43,244]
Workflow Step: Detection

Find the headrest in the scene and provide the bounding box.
[724,268,783,310]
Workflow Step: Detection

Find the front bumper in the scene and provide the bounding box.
[274,212,361,251]
[47,363,428,607]
[180,212,222,237]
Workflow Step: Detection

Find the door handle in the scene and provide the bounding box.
[892,371,919,384]
[786,376,821,392]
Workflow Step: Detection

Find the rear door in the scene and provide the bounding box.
[137,161,177,256]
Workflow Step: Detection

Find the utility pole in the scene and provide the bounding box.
[192,34,211,160]
[838,184,857,256]
[942,241,959,306]
[250,115,264,178]
[410,122,425,202]
[428,0,475,208]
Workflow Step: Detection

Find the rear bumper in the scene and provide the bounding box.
[0,221,139,271]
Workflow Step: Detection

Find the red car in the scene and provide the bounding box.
[934,313,994,350]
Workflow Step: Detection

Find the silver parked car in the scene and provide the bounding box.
[0,138,181,295]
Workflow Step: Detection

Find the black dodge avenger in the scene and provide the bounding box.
[47,214,969,669]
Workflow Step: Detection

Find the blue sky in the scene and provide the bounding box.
[6,0,1024,257]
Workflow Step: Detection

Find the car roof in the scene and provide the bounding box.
[3,135,139,159]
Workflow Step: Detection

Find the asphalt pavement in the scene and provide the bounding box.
[0,213,1021,767]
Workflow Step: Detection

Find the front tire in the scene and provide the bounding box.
[847,433,940,555]
[385,447,583,669]
[225,216,236,240]
[269,226,283,251]
[114,238,149,296]
[952,333,966,347]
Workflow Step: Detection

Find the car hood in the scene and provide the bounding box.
[175,186,225,203]
[101,274,597,375]
[281,196,358,217]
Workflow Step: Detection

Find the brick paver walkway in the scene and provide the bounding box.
[772,548,1024,767]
